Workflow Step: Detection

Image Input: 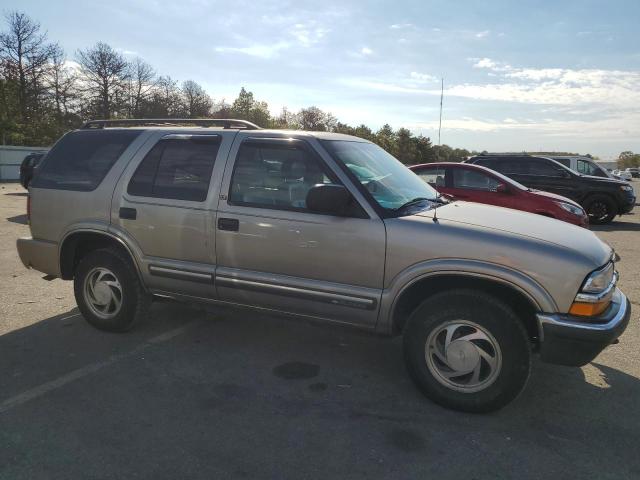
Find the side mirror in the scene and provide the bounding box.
[306,184,352,216]
[495,183,510,194]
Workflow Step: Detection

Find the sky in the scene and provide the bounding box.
[10,0,640,159]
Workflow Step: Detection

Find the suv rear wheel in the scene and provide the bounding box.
[403,289,531,413]
[584,194,617,224]
[74,248,150,332]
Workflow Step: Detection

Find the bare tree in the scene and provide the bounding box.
[0,11,55,120]
[126,57,155,117]
[46,44,77,118]
[76,42,128,119]
[146,75,183,117]
[181,79,212,118]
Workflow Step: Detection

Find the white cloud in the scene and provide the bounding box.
[472,57,512,71]
[459,58,640,109]
[290,22,329,47]
[475,30,490,38]
[409,113,640,140]
[410,72,438,83]
[473,58,497,69]
[390,23,413,29]
[215,42,290,59]
[361,47,373,55]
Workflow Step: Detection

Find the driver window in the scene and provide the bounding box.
[577,159,601,176]
[452,169,500,191]
[229,141,335,211]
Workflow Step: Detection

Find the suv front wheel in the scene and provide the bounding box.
[403,289,531,413]
[74,248,150,332]
[584,194,617,224]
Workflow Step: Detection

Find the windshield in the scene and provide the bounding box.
[322,140,439,211]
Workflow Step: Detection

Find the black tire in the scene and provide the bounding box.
[584,195,617,225]
[403,289,531,413]
[74,248,150,332]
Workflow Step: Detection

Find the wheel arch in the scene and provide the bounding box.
[389,272,544,344]
[59,230,145,288]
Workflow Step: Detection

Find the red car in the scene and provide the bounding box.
[409,162,589,227]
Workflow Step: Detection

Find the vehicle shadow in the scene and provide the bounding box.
[6,214,28,225]
[591,221,640,232]
[1,302,639,478]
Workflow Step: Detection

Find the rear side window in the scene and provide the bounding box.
[527,159,564,176]
[415,167,446,187]
[127,136,220,202]
[31,130,140,191]
[498,159,528,174]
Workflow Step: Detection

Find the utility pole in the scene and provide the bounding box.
[438,78,444,146]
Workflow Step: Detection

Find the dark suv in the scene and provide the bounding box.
[466,154,635,224]
[20,152,46,189]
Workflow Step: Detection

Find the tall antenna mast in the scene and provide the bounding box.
[438,77,444,146]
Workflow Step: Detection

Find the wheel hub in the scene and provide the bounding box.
[93,282,112,305]
[446,339,480,372]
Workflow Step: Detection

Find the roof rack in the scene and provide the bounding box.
[81,118,261,130]
[478,152,531,156]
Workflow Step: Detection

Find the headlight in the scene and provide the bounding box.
[621,185,633,192]
[569,262,617,317]
[581,262,615,293]
[556,201,584,216]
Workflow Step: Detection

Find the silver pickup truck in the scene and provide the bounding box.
[17,119,631,412]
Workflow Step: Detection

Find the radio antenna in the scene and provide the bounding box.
[438,77,444,146]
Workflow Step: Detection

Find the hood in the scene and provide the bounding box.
[414,201,611,266]
[529,189,583,208]
[578,173,629,186]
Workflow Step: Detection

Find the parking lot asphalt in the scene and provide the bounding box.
[1,181,639,480]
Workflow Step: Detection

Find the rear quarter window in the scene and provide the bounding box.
[31,130,141,191]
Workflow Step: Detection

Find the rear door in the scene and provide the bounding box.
[112,131,234,298]
[213,134,386,328]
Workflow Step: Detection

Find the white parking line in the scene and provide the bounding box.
[0,320,202,414]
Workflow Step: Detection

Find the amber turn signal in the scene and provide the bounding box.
[569,300,610,317]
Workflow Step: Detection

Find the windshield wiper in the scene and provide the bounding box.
[394,197,433,212]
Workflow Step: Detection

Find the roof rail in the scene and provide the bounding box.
[479,152,531,156]
[81,118,262,130]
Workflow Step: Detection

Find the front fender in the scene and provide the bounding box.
[375,258,558,334]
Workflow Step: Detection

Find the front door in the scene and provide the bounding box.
[449,167,507,206]
[214,134,386,328]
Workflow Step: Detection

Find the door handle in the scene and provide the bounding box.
[218,217,239,232]
[119,207,137,220]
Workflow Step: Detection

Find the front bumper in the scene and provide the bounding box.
[536,288,631,366]
[620,195,635,214]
